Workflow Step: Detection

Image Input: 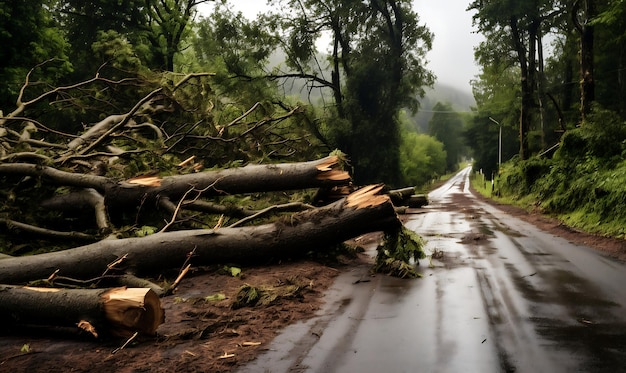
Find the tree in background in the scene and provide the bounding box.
[469,0,562,159]
[399,131,446,187]
[572,0,596,123]
[591,0,626,119]
[0,0,71,110]
[466,48,521,175]
[464,111,519,178]
[427,102,465,172]
[202,0,434,186]
[56,0,212,74]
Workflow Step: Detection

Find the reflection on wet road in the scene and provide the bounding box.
[239,167,626,373]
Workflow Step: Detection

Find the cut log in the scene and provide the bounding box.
[388,187,416,206]
[0,185,400,284]
[408,194,429,208]
[0,286,164,337]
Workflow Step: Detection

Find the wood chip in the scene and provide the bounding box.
[218,352,235,359]
[77,320,99,338]
[127,175,162,187]
[242,342,261,346]
[177,156,195,167]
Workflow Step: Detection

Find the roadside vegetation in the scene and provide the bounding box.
[473,107,626,239]
[465,1,626,241]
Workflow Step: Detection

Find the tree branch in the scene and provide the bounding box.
[0,218,96,241]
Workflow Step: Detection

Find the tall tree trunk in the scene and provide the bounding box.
[510,16,532,160]
[537,27,546,149]
[573,0,596,123]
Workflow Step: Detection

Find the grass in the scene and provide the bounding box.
[471,160,626,240]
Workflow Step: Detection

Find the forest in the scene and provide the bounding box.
[467,0,626,238]
[1,0,625,342]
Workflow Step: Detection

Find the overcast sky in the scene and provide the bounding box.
[197,1,483,93]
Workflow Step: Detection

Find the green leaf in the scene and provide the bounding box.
[204,293,226,302]
[136,226,158,237]
[229,266,241,277]
[21,344,30,353]
[223,265,241,277]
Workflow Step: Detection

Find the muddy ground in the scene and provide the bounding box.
[1,190,624,372]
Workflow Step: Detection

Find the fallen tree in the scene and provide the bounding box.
[0,66,426,338]
[0,185,399,285]
[0,155,350,226]
[0,286,164,338]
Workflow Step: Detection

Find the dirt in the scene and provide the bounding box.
[1,191,625,372]
[0,248,376,373]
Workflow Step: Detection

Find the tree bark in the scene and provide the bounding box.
[408,194,428,208]
[0,156,351,210]
[573,0,596,123]
[0,185,400,285]
[388,187,416,206]
[0,286,164,338]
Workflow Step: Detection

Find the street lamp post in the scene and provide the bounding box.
[489,117,502,170]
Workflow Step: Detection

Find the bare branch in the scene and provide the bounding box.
[0,218,96,241]
[228,202,315,228]
[0,163,110,190]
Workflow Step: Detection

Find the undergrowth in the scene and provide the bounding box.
[483,106,626,239]
[374,227,426,278]
[232,276,312,309]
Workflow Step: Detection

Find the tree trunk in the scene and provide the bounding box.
[0,156,351,210]
[575,0,596,123]
[408,194,428,208]
[510,15,537,160]
[388,187,416,206]
[0,286,164,338]
[0,185,400,285]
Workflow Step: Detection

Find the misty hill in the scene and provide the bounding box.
[412,83,476,133]
[267,50,476,133]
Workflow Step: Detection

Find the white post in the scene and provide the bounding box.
[489,117,502,171]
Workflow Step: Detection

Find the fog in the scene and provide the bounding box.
[413,0,484,93]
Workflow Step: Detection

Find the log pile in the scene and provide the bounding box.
[0,69,423,339]
[0,156,406,337]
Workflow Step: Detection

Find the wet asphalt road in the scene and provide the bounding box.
[239,167,626,373]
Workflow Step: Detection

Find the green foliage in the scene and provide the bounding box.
[498,157,551,196]
[0,0,71,109]
[91,30,145,72]
[428,102,467,171]
[558,106,626,162]
[374,227,426,278]
[232,277,311,309]
[135,226,158,237]
[57,0,201,73]
[495,107,626,238]
[399,132,446,187]
[204,293,226,302]
[221,265,241,277]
